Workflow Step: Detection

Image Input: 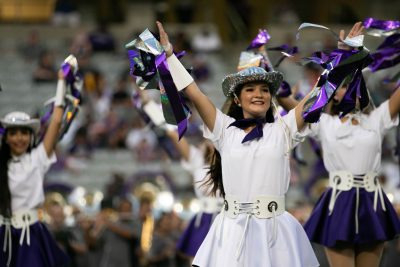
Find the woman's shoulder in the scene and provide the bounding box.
[216,108,235,124]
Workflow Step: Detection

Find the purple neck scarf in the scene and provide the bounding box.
[228,118,266,143]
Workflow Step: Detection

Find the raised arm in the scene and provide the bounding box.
[156,22,217,131]
[293,22,365,131]
[341,22,399,118]
[43,70,66,157]
[389,87,400,119]
[293,91,313,131]
[275,89,307,130]
[277,95,298,112]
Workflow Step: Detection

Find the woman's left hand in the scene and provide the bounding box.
[58,69,64,80]
[156,21,173,57]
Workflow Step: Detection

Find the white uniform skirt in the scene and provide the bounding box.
[192,211,319,267]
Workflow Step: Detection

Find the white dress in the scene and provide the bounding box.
[192,109,319,267]
[9,143,56,212]
[306,100,399,174]
[1,143,69,267]
[303,100,400,246]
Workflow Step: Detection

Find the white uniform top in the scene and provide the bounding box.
[193,108,318,267]
[9,143,56,212]
[181,145,210,198]
[204,108,300,200]
[306,100,399,174]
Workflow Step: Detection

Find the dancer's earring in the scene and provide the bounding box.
[233,93,241,107]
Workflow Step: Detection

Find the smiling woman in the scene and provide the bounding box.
[5,127,32,156]
[234,82,272,120]
[0,110,69,267]
[0,58,76,267]
[154,21,318,267]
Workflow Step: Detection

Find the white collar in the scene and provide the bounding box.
[10,153,25,163]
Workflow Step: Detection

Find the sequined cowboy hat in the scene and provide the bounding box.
[0,111,40,134]
[222,66,283,97]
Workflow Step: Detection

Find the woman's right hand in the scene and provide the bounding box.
[156,21,173,57]
[338,22,364,50]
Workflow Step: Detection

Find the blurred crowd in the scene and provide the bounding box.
[44,190,190,267]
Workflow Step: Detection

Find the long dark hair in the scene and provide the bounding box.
[204,84,275,198]
[0,135,12,217]
[0,128,35,217]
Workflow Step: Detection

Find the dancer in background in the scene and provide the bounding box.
[303,70,400,267]
[0,56,77,267]
[296,23,400,267]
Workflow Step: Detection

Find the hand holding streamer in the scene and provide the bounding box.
[297,23,372,121]
[41,55,82,141]
[125,28,191,139]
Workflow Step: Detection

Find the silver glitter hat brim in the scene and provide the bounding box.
[222,71,283,97]
[0,120,40,134]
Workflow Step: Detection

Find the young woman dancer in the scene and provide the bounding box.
[0,58,76,267]
[303,70,400,267]
[276,22,400,267]
[155,21,319,267]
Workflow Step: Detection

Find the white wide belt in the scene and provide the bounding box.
[224,195,285,219]
[0,210,40,267]
[328,171,386,234]
[221,195,285,261]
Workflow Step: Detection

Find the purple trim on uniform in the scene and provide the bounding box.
[0,222,69,267]
[304,187,400,247]
[176,213,215,257]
